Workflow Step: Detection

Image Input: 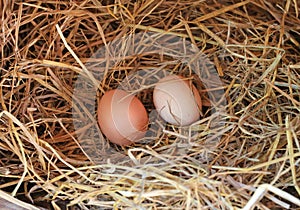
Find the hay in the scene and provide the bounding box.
[1,0,300,209]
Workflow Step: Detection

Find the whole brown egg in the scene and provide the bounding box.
[97,89,148,146]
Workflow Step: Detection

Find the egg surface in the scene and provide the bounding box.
[97,89,148,146]
[153,75,202,126]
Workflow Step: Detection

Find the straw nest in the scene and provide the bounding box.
[1,0,300,209]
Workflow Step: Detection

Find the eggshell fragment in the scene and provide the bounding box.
[153,75,202,126]
[97,89,148,146]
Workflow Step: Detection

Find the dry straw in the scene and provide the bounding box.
[0,0,300,209]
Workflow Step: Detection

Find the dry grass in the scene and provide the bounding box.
[1,0,300,209]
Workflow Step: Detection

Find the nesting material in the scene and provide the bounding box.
[0,0,300,209]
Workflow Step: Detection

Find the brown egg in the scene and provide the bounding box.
[153,74,202,126]
[97,89,148,146]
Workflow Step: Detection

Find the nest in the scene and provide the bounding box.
[1,0,300,209]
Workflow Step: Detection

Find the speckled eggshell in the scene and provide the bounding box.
[153,75,202,126]
[97,89,148,146]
